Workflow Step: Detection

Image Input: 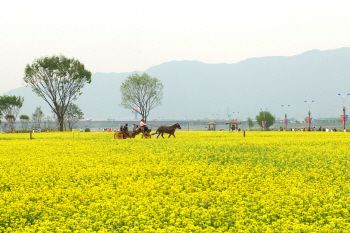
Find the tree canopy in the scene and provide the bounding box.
[24,55,91,131]
[0,95,24,132]
[256,111,275,130]
[120,73,163,122]
[0,95,24,117]
[65,103,84,129]
[19,115,30,129]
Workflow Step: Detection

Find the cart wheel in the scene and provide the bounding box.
[114,132,125,139]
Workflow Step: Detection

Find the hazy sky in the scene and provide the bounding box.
[1,0,350,94]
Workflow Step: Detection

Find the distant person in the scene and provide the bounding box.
[133,124,137,131]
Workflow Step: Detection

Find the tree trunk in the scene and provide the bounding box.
[57,114,64,131]
[60,120,64,131]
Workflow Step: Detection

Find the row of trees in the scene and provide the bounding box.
[29,104,84,129]
[0,99,84,131]
[3,54,163,132]
[20,55,164,131]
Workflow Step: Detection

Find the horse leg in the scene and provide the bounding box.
[161,133,164,138]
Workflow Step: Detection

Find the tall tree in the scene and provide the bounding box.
[247,117,254,129]
[120,72,163,122]
[19,115,30,129]
[23,55,92,131]
[32,107,44,128]
[0,95,24,132]
[255,111,275,130]
[65,103,84,129]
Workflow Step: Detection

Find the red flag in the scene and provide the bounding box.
[341,115,345,125]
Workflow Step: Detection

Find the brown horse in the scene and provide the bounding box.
[155,123,181,138]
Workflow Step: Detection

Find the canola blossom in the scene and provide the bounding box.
[0,131,350,232]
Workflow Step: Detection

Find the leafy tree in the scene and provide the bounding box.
[65,103,84,129]
[0,95,24,117]
[19,115,30,129]
[255,111,275,130]
[120,72,163,122]
[5,114,15,132]
[0,95,24,132]
[32,107,44,128]
[247,117,254,129]
[24,55,92,131]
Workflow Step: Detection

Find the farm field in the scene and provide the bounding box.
[1,131,350,232]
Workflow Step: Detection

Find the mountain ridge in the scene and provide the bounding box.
[7,47,350,121]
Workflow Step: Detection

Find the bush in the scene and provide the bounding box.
[85,127,90,132]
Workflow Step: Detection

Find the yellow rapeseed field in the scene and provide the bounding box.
[0,131,350,232]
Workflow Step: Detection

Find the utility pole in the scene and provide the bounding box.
[338,94,350,131]
[304,100,314,131]
[282,105,290,131]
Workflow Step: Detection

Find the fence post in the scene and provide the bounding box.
[30,132,32,140]
[243,131,245,137]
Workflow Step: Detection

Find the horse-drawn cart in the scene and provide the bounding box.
[114,127,152,139]
[113,123,181,140]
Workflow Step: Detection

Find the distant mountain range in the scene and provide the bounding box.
[8,47,350,121]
